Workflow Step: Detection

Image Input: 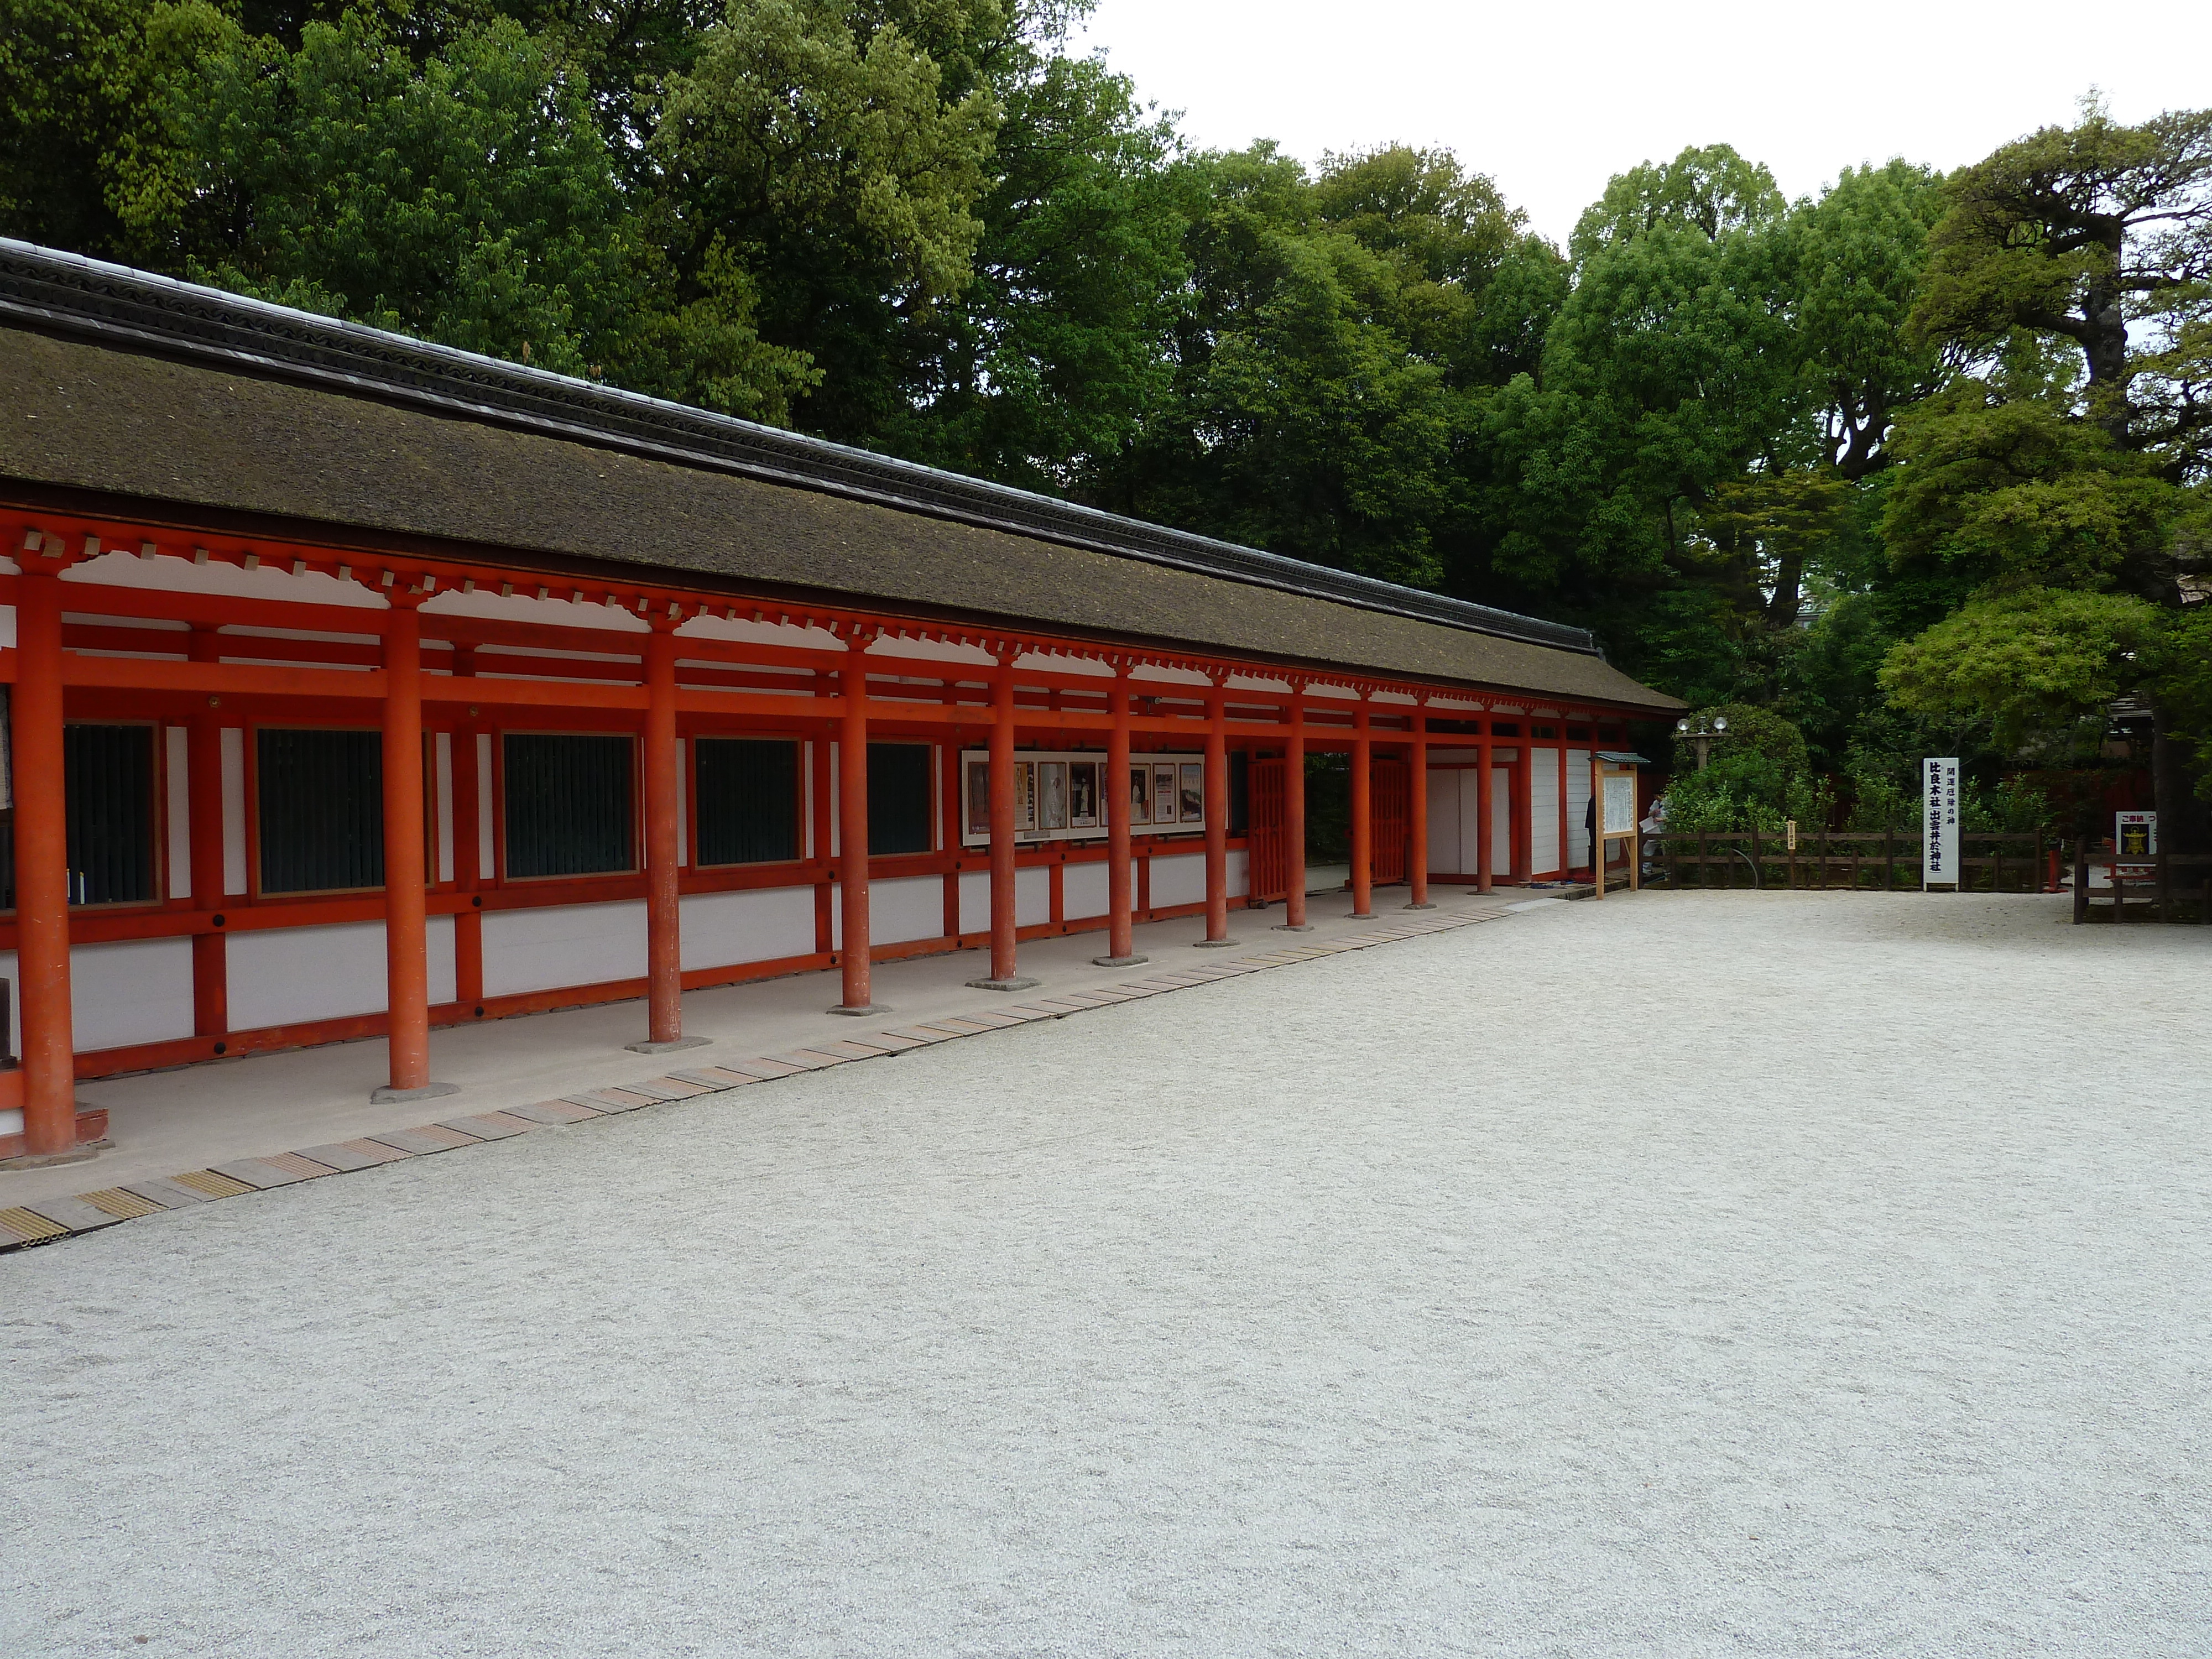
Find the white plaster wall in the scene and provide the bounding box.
[482,902,643,997]
[1493,770,1514,877]
[830,874,941,948]
[1150,851,1207,909]
[165,726,190,899]
[1062,860,1112,922]
[954,867,1050,931]
[1019,865,1050,927]
[1228,848,1250,899]
[228,917,456,1030]
[434,733,456,884]
[679,886,817,971]
[958,870,991,935]
[1567,749,1594,870]
[0,940,196,1055]
[1530,749,1561,875]
[475,735,495,879]
[1428,771,1462,874]
[220,728,248,894]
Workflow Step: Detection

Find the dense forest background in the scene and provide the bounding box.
[6,0,2210,842]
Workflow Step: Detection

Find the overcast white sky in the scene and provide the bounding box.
[1070,1,2212,244]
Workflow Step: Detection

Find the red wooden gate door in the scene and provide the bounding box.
[1372,759,1409,885]
[1248,758,1288,904]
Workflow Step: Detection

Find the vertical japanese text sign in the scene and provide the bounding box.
[1923,757,1960,887]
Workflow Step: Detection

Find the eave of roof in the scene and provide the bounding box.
[0,238,1597,655]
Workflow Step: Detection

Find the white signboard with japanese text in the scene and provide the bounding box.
[2115,810,2157,873]
[1923,757,1960,886]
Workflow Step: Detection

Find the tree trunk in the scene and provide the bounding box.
[2151,701,2203,853]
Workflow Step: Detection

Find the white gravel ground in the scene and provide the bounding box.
[4,893,2209,1658]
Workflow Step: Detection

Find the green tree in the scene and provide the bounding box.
[1886,106,2212,834]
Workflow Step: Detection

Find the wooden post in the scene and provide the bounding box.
[1406,702,1432,907]
[1279,686,1311,931]
[1555,729,1569,881]
[1350,697,1373,917]
[974,651,1037,989]
[1197,677,1235,945]
[186,628,229,1045]
[832,637,880,1011]
[2073,841,2089,924]
[1097,666,1144,965]
[374,588,451,1102]
[12,554,80,1156]
[633,619,702,1048]
[1474,718,1494,895]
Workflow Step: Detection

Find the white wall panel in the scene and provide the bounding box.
[434,732,455,884]
[1150,850,1207,908]
[1062,860,1112,921]
[0,941,196,1055]
[165,725,191,898]
[220,727,248,894]
[830,874,941,948]
[475,734,495,880]
[958,869,991,935]
[482,901,644,998]
[1493,770,1513,876]
[228,918,456,1029]
[679,886,816,971]
[1228,848,1249,898]
[1529,748,1561,875]
[1018,865,1050,926]
[1566,749,1593,869]
[1428,770,1461,874]
[953,868,1051,929]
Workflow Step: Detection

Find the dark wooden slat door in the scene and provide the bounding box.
[1372,759,1408,885]
[1248,758,1287,904]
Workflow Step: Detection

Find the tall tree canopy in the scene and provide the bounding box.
[2,8,2206,833]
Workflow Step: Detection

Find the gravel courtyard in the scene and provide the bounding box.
[5,892,2208,1657]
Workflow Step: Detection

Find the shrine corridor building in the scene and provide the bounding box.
[0,243,1681,1160]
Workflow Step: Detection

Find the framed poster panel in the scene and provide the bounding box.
[1070,760,1099,828]
[1602,772,1636,836]
[1178,762,1204,824]
[1154,764,1179,824]
[1014,760,1037,833]
[1039,760,1068,832]
[1129,764,1152,825]
[964,758,990,838]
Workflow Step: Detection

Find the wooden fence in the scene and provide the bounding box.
[2070,848,2212,924]
[1651,830,2055,894]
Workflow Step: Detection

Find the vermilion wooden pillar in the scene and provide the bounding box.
[1279,687,1310,930]
[832,638,881,1012]
[1197,677,1235,946]
[374,589,452,1103]
[1474,720,1495,893]
[1405,701,1434,909]
[12,554,80,1157]
[974,653,1037,989]
[633,619,704,1048]
[187,628,229,1042]
[1350,697,1374,919]
[1097,666,1145,966]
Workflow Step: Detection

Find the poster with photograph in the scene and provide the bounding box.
[1178,762,1204,823]
[965,758,990,838]
[1039,760,1068,831]
[1129,764,1151,824]
[1070,761,1099,828]
[1014,760,1036,832]
[1154,765,1179,823]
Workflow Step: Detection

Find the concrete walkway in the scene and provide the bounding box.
[0,885,1516,1215]
[4,892,2206,1657]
